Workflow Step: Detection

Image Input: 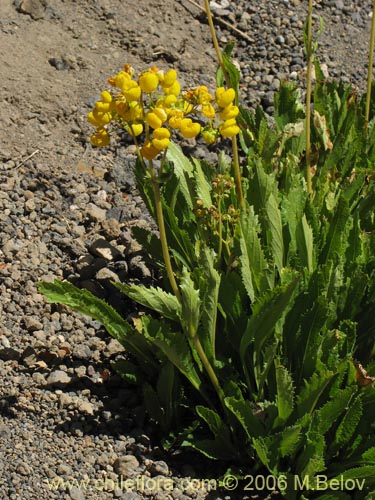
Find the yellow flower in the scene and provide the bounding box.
[163,79,181,96]
[180,118,201,139]
[139,71,159,93]
[87,110,112,127]
[202,103,215,119]
[146,108,167,129]
[90,128,110,147]
[140,140,160,160]
[215,87,236,108]
[219,118,240,138]
[168,109,184,129]
[115,71,131,89]
[219,104,239,121]
[162,95,178,107]
[162,69,178,87]
[128,123,143,137]
[100,90,112,103]
[152,127,171,150]
[122,80,141,102]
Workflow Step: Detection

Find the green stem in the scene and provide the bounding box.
[189,324,226,408]
[365,0,375,126]
[305,0,314,196]
[204,0,228,86]
[232,136,244,208]
[204,0,244,207]
[148,160,181,302]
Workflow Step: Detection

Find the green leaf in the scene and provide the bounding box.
[39,280,156,368]
[362,447,375,465]
[238,204,273,302]
[180,268,200,341]
[274,81,304,130]
[296,369,335,417]
[196,247,220,362]
[296,214,315,272]
[190,405,238,460]
[114,282,181,322]
[334,395,363,447]
[279,424,303,458]
[224,382,264,438]
[192,158,212,208]
[319,194,351,265]
[275,361,294,423]
[240,278,298,363]
[157,363,176,429]
[332,466,375,485]
[316,386,357,435]
[165,141,194,210]
[140,315,202,392]
[250,162,285,271]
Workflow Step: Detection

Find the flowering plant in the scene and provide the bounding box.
[40,2,375,496]
[88,64,239,157]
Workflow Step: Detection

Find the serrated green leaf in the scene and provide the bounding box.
[316,386,356,435]
[196,247,220,362]
[279,424,303,457]
[275,361,294,423]
[114,282,181,322]
[333,466,375,485]
[224,382,264,438]
[192,405,238,460]
[240,278,298,363]
[165,141,194,210]
[39,280,156,368]
[180,268,200,340]
[297,369,335,417]
[238,204,273,302]
[191,158,212,208]
[140,315,202,392]
[335,395,363,447]
[362,447,375,465]
[296,214,314,272]
[319,194,351,265]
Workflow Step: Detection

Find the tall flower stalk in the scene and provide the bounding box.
[305,0,314,196]
[203,0,244,208]
[365,0,375,125]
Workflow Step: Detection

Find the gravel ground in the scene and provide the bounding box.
[0,0,373,499]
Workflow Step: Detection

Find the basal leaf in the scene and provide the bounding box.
[275,361,295,423]
[191,158,212,208]
[279,424,303,458]
[180,268,200,340]
[166,141,194,210]
[334,395,363,447]
[315,386,356,435]
[296,214,315,272]
[332,466,375,485]
[240,278,298,363]
[115,282,181,322]
[362,447,375,465]
[296,369,335,417]
[238,204,273,302]
[196,246,220,362]
[40,280,156,368]
[140,315,202,392]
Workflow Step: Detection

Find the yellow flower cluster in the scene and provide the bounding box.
[88,64,240,159]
